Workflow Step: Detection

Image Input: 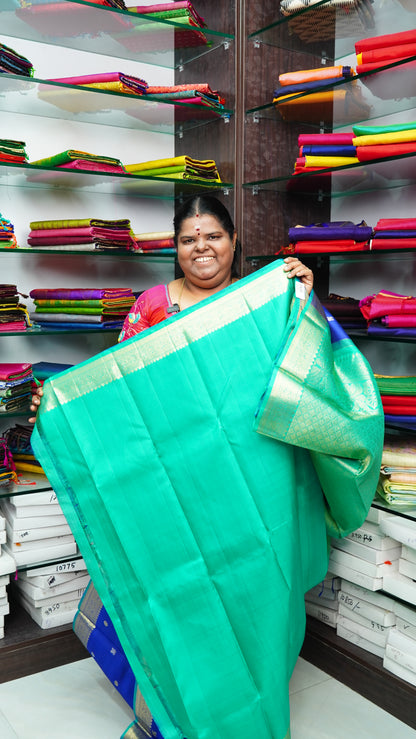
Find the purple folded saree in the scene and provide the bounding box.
[30,288,134,301]
[288,221,373,242]
[368,325,416,338]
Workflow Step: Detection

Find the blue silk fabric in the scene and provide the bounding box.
[31,260,384,739]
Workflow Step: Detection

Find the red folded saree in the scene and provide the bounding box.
[371,238,416,250]
[279,240,369,254]
[355,29,416,54]
[356,144,416,161]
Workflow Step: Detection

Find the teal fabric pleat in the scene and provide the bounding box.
[31,261,383,739]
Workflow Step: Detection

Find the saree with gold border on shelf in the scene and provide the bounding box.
[31,260,384,739]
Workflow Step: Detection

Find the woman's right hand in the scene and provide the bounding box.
[29,386,44,424]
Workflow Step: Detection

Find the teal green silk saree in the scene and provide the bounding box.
[31,260,384,739]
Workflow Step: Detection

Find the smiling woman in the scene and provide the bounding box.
[115,195,314,342]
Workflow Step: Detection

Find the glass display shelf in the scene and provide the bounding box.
[0,246,176,261]
[347,330,416,345]
[0,161,233,199]
[2,325,120,335]
[0,74,232,135]
[246,56,416,131]
[243,151,416,199]
[372,499,416,524]
[248,0,414,63]
[0,0,234,70]
[246,249,416,265]
[0,472,53,498]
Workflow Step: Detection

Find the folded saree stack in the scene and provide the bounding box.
[0,42,33,77]
[374,374,416,432]
[377,435,416,507]
[355,28,416,99]
[27,217,136,251]
[279,0,375,43]
[125,1,208,50]
[125,155,221,182]
[292,132,358,175]
[30,149,127,174]
[4,423,44,475]
[40,72,149,108]
[273,65,369,123]
[277,219,372,254]
[0,138,28,164]
[133,230,175,253]
[0,214,18,249]
[146,83,225,119]
[29,287,136,330]
[0,436,17,487]
[352,121,416,163]
[0,363,34,415]
[370,218,416,251]
[0,285,31,332]
[321,293,367,330]
[359,289,416,338]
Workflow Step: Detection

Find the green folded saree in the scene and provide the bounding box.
[31,260,383,739]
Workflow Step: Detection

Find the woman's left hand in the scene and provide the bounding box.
[283,257,314,296]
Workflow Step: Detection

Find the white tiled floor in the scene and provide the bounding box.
[0,656,415,738]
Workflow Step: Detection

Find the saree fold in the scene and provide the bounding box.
[31,261,383,739]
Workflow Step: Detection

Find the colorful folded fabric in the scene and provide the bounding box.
[279,240,369,255]
[353,129,416,146]
[30,288,134,300]
[288,221,372,241]
[375,218,416,230]
[353,122,416,137]
[298,133,355,146]
[355,29,416,54]
[47,72,148,95]
[360,290,416,321]
[356,144,416,162]
[0,42,33,77]
[126,155,221,182]
[382,315,416,328]
[30,150,126,170]
[370,238,416,250]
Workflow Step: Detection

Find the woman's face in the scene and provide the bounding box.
[177,213,236,289]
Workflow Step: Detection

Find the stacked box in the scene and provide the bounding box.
[328,510,401,591]
[337,580,396,658]
[305,574,341,628]
[1,490,77,568]
[384,600,416,686]
[0,511,15,638]
[380,516,416,605]
[12,558,89,629]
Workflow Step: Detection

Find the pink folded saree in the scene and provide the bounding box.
[382,315,416,327]
[359,291,416,320]
[376,218,416,230]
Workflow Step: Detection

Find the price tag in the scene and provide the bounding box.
[295,280,306,300]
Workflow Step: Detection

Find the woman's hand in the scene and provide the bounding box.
[29,386,44,424]
[283,257,314,296]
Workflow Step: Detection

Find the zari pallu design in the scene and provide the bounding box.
[31,261,384,739]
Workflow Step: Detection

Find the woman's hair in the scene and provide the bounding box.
[173,195,241,277]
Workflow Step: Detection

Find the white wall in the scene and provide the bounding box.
[0,11,176,388]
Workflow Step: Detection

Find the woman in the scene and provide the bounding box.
[29,195,383,739]
[30,194,313,417]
